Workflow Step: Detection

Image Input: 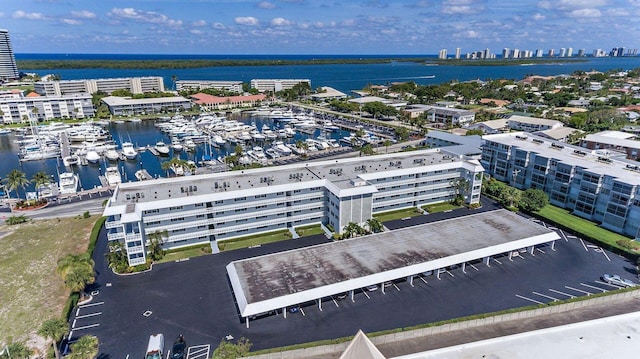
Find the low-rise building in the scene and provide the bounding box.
[310,87,347,101]
[0,92,94,123]
[507,115,564,132]
[482,132,640,240]
[190,93,267,111]
[403,105,475,126]
[35,77,165,96]
[103,149,484,266]
[580,130,640,160]
[176,80,243,93]
[101,95,192,116]
[250,79,310,92]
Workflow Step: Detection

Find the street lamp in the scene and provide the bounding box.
[512,169,521,188]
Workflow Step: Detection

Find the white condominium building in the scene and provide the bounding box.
[0,29,19,80]
[34,76,165,96]
[0,93,94,123]
[101,96,192,116]
[103,149,484,266]
[250,79,311,92]
[482,132,640,240]
[176,80,243,93]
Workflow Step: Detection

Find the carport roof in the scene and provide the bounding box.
[227,210,560,317]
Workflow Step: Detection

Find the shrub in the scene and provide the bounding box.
[616,239,640,251]
[83,211,91,219]
[6,215,28,225]
[131,262,151,272]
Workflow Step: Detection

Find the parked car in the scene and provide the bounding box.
[145,334,165,359]
[336,292,348,300]
[603,274,637,287]
[171,335,187,359]
[365,284,378,292]
[288,305,300,313]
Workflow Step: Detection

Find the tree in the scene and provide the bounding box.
[106,240,129,273]
[68,335,99,359]
[449,178,470,205]
[342,222,366,239]
[501,187,521,208]
[57,253,95,300]
[147,230,168,261]
[3,169,30,200]
[359,144,375,156]
[0,342,32,359]
[382,139,392,153]
[394,127,409,141]
[366,218,384,233]
[465,129,484,136]
[519,188,549,212]
[64,266,96,299]
[38,318,69,359]
[32,171,51,200]
[212,337,252,359]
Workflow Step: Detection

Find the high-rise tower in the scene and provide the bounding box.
[0,29,19,80]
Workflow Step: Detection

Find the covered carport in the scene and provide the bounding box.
[226,209,560,328]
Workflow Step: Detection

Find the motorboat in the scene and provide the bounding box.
[170,139,183,152]
[58,172,79,194]
[154,141,170,156]
[37,182,55,198]
[104,144,120,162]
[273,141,293,156]
[121,142,138,160]
[212,134,226,146]
[85,149,101,164]
[105,166,122,187]
[251,131,266,141]
[62,155,79,167]
[184,139,196,151]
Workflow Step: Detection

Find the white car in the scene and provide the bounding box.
[602,274,637,287]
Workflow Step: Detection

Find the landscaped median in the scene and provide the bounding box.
[245,286,640,358]
[373,207,424,222]
[532,205,640,259]
[218,229,293,251]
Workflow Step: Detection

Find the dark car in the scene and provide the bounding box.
[171,335,187,359]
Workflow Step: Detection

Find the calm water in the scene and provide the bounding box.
[0,115,351,195]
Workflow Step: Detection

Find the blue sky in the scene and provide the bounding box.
[2,0,640,55]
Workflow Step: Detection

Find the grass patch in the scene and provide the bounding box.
[218,230,293,251]
[295,225,324,237]
[534,205,640,257]
[422,202,461,213]
[0,216,99,345]
[157,244,212,263]
[373,207,423,222]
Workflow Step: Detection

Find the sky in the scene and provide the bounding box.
[2,0,640,55]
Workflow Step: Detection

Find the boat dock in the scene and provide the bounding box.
[135,169,153,181]
[147,146,160,156]
[60,132,71,158]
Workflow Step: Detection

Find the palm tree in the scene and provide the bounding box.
[56,253,94,279]
[57,253,95,300]
[1,342,32,358]
[147,230,168,261]
[366,218,384,233]
[3,169,30,200]
[68,335,98,359]
[32,171,51,200]
[449,178,470,205]
[38,318,68,359]
[383,139,392,153]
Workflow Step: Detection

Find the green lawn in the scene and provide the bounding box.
[296,225,325,237]
[374,207,423,222]
[535,205,640,255]
[218,230,293,251]
[0,216,98,346]
[422,202,461,213]
[157,245,212,263]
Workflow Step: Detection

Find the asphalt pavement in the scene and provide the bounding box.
[69,198,638,357]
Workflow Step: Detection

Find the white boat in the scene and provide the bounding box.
[251,131,266,141]
[37,182,55,198]
[265,148,280,159]
[58,172,79,194]
[104,145,120,162]
[121,142,138,160]
[135,170,151,181]
[184,139,196,151]
[170,163,185,176]
[85,149,100,164]
[283,125,296,137]
[273,141,293,156]
[212,134,226,145]
[105,166,122,187]
[323,122,341,131]
[62,155,79,167]
[154,141,170,155]
[19,144,60,161]
[170,139,183,152]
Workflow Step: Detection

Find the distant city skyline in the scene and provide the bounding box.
[3,0,640,55]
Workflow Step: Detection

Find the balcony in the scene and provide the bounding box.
[105,220,121,229]
[107,231,124,241]
[125,233,142,242]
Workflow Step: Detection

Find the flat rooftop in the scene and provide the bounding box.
[110,148,469,205]
[485,132,640,185]
[229,210,557,308]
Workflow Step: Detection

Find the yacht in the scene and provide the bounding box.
[85,149,101,164]
[251,130,266,141]
[37,182,55,198]
[104,144,120,162]
[58,172,79,194]
[212,134,226,146]
[105,166,122,187]
[184,139,196,151]
[273,141,293,156]
[170,138,183,152]
[121,142,138,160]
[323,122,341,131]
[154,141,170,156]
[62,155,79,167]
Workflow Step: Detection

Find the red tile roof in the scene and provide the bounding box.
[190,93,266,105]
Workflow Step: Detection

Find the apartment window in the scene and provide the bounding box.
[256,205,267,209]
[235,208,247,212]
[170,217,184,222]
[234,197,246,202]
[169,206,183,210]
[254,194,266,199]
[195,203,204,207]
[196,214,205,218]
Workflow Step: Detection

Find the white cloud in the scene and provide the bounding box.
[108,8,182,27]
[61,18,82,25]
[568,8,601,17]
[212,22,226,29]
[70,10,96,19]
[539,0,606,10]
[463,30,480,38]
[257,1,277,9]
[192,20,207,26]
[442,5,474,14]
[190,29,204,35]
[533,13,546,20]
[271,17,292,26]
[606,8,629,16]
[235,16,259,26]
[12,10,47,20]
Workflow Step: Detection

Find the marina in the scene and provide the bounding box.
[0,109,381,198]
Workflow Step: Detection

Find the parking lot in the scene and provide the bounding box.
[76,205,638,357]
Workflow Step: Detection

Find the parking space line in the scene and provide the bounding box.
[595,280,622,289]
[75,312,102,319]
[565,286,592,296]
[535,248,546,254]
[362,289,370,299]
[558,230,568,242]
[516,294,545,305]
[468,262,479,271]
[78,301,104,309]
[549,289,576,298]
[593,247,611,262]
[532,291,559,302]
[418,275,428,284]
[72,323,100,331]
[331,298,339,307]
[392,283,401,291]
[578,238,589,252]
[580,283,607,293]
[492,258,502,265]
[299,308,306,317]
